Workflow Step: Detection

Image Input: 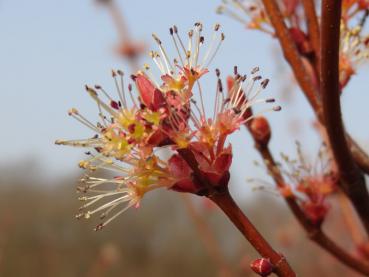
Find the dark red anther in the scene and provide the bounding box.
[110,100,119,110]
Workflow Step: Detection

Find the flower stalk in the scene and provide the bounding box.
[208,188,296,277]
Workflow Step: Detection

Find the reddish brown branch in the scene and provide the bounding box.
[98,0,141,70]
[301,0,320,74]
[262,0,369,176]
[347,138,369,175]
[261,0,321,114]
[177,149,296,276]
[338,192,365,246]
[312,230,369,275]
[104,0,131,43]
[320,0,369,234]
[209,189,296,277]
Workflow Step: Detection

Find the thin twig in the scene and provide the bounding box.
[338,192,365,246]
[99,0,140,70]
[177,149,296,276]
[301,0,320,75]
[261,0,321,114]
[209,188,296,277]
[320,0,369,234]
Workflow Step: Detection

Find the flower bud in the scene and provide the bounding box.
[289,27,312,55]
[250,258,274,276]
[250,116,271,146]
[358,0,369,9]
[357,242,369,260]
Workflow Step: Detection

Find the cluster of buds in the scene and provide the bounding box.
[56,23,279,230]
[277,143,338,225]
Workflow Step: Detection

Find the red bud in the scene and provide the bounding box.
[358,0,369,9]
[250,116,271,146]
[250,258,274,276]
[289,27,312,55]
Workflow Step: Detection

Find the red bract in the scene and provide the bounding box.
[168,142,233,194]
[289,27,312,55]
[135,74,166,111]
[301,201,330,224]
[168,154,199,194]
[190,142,232,185]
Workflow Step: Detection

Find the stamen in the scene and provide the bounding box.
[85,86,119,118]
[68,108,100,132]
[170,27,185,66]
[152,33,173,74]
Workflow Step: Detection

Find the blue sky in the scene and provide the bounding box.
[0,0,368,192]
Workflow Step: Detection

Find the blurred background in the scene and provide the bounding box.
[0,0,368,276]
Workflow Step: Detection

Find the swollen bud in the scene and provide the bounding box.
[289,27,312,55]
[358,0,369,9]
[250,258,274,277]
[250,116,271,146]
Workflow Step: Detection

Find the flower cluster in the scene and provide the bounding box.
[217,0,369,89]
[342,0,369,22]
[217,0,271,33]
[339,23,369,88]
[56,23,278,230]
[216,0,300,34]
[278,143,338,224]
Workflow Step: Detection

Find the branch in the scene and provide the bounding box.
[261,0,321,114]
[347,137,369,174]
[209,188,296,277]
[301,0,320,74]
[262,0,369,176]
[247,121,369,275]
[177,149,296,276]
[312,230,369,275]
[320,0,369,234]
[338,192,365,246]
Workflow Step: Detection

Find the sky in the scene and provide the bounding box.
[0,0,368,192]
